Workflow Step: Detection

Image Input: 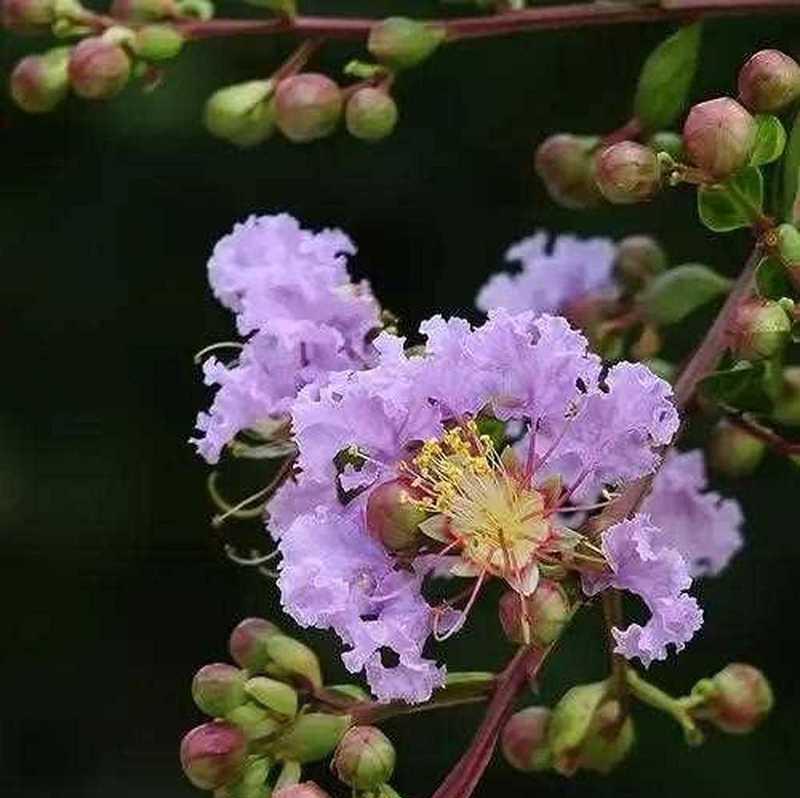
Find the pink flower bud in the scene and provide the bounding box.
[274,73,343,143]
[738,49,800,113]
[615,235,667,290]
[534,133,602,209]
[346,87,398,142]
[682,97,756,180]
[68,36,132,100]
[180,721,247,790]
[594,141,661,204]
[501,707,552,772]
[273,783,331,798]
[228,617,281,671]
[498,581,570,647]
[365,479,426,552]
[708,420,766,479]
[109,0,176,21]
[9,47,69,114]
[704,663,774,734]
[1,0,54,34]
[333,726,396,789]
[192,663,247,717]
[727,297,790,361]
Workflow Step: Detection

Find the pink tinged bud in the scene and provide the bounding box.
[682,98,756,181]
[273,783,331,798]
[180,721,247,790]
[333,726,396,789]
[727,297,791,361]
[365,479,426,552]
[615,235,667,291]
[534,133,602,209]
[68,37,132,100]
[501,707,552,772]
[345,88,398,142]
[192,663,248,717]
[1,0,54,34]
[594,141,662,204]
[109,0,175,21]
[10,47,69,114]
[708,420,766,478]
[274,73,343,143]
[738,49,800,114]
[498,580,570,647]
[705,663,774,734]
[229,617,281,671]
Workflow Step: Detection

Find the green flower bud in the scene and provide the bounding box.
[683,98,756,180]
[68,36,131,100]
[269,713,352,764]
[132,24,184,61]
[615,235,667,291]
[180,721,248,790]
[498,580,570,647]
[501,707,552,772]
[708,419,766,478]
[595,141,662,204]
[245,677,298,719]
[263,635,323,688]
[1,0,55,34]
[9,47,70,114]
[345,87,398,142]
[226,702,283,741]
[368,17,445,71]
[365,479,426,552]
[326,684,370,702]
[703,663,774,734]
[576,699,635,775]
[273,783,331,798]
[333,726,396,789]
[642,358,676,382]
[193,663,248,717]
[275,73,342,143]
[215,755,272,798]
[109,0,175,21]
[534,133,602,210]
[738,49,800,114]
[205,81,276,148]
[728,297,791,361]
[775,366,800,426]
[647,130,684,161]
[775,223,800,291]
[229,617,281,671]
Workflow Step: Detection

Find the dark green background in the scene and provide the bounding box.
[2,3,799,796]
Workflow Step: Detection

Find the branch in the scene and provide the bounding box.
[728,413,800,456]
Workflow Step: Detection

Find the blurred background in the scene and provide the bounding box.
[2,3,800,796]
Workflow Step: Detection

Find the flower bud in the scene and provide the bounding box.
[327,684,370,702]
[333,726,396,789]
[109,0,175,21]
[274,73,342,143]
[368,17,445,71]
[728,297,790,361]
[366,479,426,552]
[501,707,552,772]
[1,0,55,34]
[594,141,661,204]
[229,617,281,671]
[703,663,774,734]
[534,133,602,209]
[498,580,570,647]
[647,131,684,161]
[269,713,352,764]
[9,47,70,114]
[68,36,132,100]
[273,783,331,798]
[180,721,247,790]
[132,24,184,61]
[205,81,276,148]
[263,635,323,688]
[226,702,283,741]
[738,49,800,113]
[345,87,398,142]
[775,366,800,426]
[245,676,298,719]
[775,222,800,291]
[193,663,248,717]
[614,235,667,291]
[215,756,271,798]
[683,98,756,180]
[708,419,766,478]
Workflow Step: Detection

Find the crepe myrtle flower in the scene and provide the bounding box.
[272,310,694,703]
[192,214,382,464]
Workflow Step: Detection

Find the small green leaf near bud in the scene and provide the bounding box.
[634,23,702,131]
[700,362,776,415]
[180,721,248,790]
[9,47,70,114]
[643,358,676,382]
[775,366,800,426]
[229,617,282,671]
[641,264,731,326]
[333,726,396,789]
[245,677,299,719]
[755,255,792,301]
[782,110,800,222]
[193,663,248,717]
[501,707,552,772]
[274,73,343,143]
[647,131,684,161]
[738,49,800,114]
[534,133,602,209]
[273,760,302,790]
[269,713,352,764]
[749,115,786,166]
[346,87,399,142]
[594,141,662,204]
[698,166,764,233]
[368,17,446,71]
[133,25,185,61]
[708,419,767,478]
[205,81,276,148]
[226,702,284,741]
[2,0,55,34]
[326,684,370,702]
[263,635,323,688]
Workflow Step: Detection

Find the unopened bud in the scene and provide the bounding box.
[193,663,247,717]
[226,702,283,741]
[366,479,426,552]
[368,17,445,71]
[215,756,271,798]
[501,707,552,772]
[229,617,281,671]
[273,783,331,798]
[205,81,276,148]
[498,580,570,647]
[245,677,298,719]
[275,73,342,143]
[346,87,398,142]
[775,223,800,291]
[327,684,370,702]
[263,635,323,688]
[333,726,396,789]
[683,98,756,180]
[595,141,661,204]
[534,133,602,209]
[9,47,69,114]
[728,297,790,360]
[738,49,800,113]
[180,721,247,790]
[708,419,766,478]
[615,235,667,291]
[109,0,175,21]
[647,131,684,161]
[775,366,800,426]
[1,0,55,33]
[132,24,184,61]
[703,663,774,734]
[269,713,352,764]
[68,36,131,100]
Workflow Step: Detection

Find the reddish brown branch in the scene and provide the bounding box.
[728,414,800,456]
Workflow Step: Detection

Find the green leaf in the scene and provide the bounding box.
[782,109,800,222]
[634,24,702,131]
[698,166,764,232]
[756,255,792,300]
[749,115,786,166]
[700,362,776,414]
[641,264,732,325]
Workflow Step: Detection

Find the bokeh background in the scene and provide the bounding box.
[2,2,800,796]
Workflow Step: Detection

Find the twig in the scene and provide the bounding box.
[728,413,800,456]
